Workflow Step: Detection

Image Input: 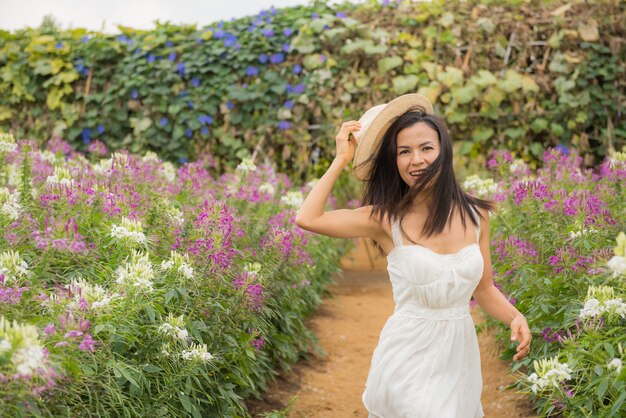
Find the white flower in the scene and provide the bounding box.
[13,346,46,375]
[142,151,160,162]
[45,167,74,188]
[0,339,11,353]
[160,251,194,280]
[259,182,275,195]
[115,251,155,292]
[603,299,626,318]
[158,314,189,342]
[68,276,119,310]
[608,358,623,374]
[607,256,626,278]
[93,158,112,176]
[579,298,604,319]
[569,227,599,240]
[527,356,572,393]
[281,191,304,209]
[166,205,185,225]
[0,317,48,377]
[0,250,30,284]
[161,162,177,182]
[236,158,257,174]
[0,187,21,221]
[509,159,527,173]
[110,217,147,246]
[462,175,497,197]
[0,132,17,154]
[181,343,214,362]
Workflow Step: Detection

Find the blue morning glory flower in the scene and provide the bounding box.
[226,101,235,110]
[179,157,189,163]
[177,62,185,76]
[217,21,224,28]
[311,12,319,19]
[188,101,194,109]
[130,89,139,100]
[284,100,294,109]
[293,64,302,74]
[168,52,177,61]
[223,33,238,47]
[185,128,193,138]
[555,144,570,155]
[278,121,291,130]
[270,53,284,64]
[246,66,260,76]
[283,28,293,36]
[263,29,274,37]
[293,83,305,94]
[201,126,210,136]
[134,48,142,56]
[282,43,290,52]
[179,90,189,98]
[234,43,241,50]
[165,41,173,47]
[213,29,225,39]
[160,117,168,126]
[81,36,89,43]
[81,128,92,144]
[336,12,347,18]
[270,6,277,15]
[259,10,268,18]
[320,54,327,63]
[118,34,128,43]
[258,53,268,64]
[198,115,214,125]
[196,38,204,44]
[147,54,156,63]
[285,83,293,94]
[97,124,105,134]
[248,24,257,32]
[191,78,200,87]
[55,41,63,49]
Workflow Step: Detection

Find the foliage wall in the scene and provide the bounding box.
[0,0,625,180]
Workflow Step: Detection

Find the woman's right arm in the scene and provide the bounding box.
[295,121,382,240]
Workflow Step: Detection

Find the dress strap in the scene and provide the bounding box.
[469,205,480,244]
[391,218,404,248]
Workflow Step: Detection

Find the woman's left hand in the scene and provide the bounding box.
[509,314,531,361]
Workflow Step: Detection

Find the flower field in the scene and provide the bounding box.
[467,148,626,416]
[0,132,350,417]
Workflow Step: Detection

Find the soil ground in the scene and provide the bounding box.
[246,239,538,417]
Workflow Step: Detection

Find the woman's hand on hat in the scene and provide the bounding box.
[334,120,361,165]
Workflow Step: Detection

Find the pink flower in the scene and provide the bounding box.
[79,334,97,352]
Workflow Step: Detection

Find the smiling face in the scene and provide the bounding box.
[396,122,441,187]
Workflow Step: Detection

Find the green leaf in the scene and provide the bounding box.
[504,127,526,140]
[470,70,497,89]
[143,364,162,373]
[498,70,524,93]
[363,43,388,55]
[437,65,464,87]
[377,56,403,73]
[392,75,419,95]
[303,54,324,70]
[459,141,474,155]
[472,127,494,143]
[451,84,477,104]
[529,142,544,158]
[530,118,548,133]
[178,392,194,413]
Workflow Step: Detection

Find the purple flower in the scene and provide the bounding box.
[81,129,92,144]
[336,11,347,18]
[283,28,293,36]
[81,36,89,43]
[278,121,291,130]
[269,53,284,64]
[226,101,235,110]
[284,100,295,109]
[179,157,188,164]
[55,41,63,49]
[258,53,268,64]
[201,126,209,136]
[97,124,105,135]
[311,12,319,19]
[198,115,214,125]
[246,66,260,76]
[43,324,55,335]
[293,63,302,74]
[213,29,225,39]
[168,51,176,61]
[320,54,327,63]
[555,144,570,155]
[147,54,155,64]
[165,40,173,47]
[185,128,193,138]
[79,334,96,352]
[187,101,194,109]
[262,29,274,37]
[250,336,266,351]
[160,117,168,126]
[177,62,185,76]
[130,89,139,100]
[282,43,290,52]
[191,78,200,87]
[223,33,238,47]
[293,83,305,94]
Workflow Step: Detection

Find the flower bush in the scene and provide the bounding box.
[0,133,350,416]
[482,147,626,416]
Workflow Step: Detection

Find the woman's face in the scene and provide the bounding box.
[395,122,440,187]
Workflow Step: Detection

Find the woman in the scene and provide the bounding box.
[295,94,531,417]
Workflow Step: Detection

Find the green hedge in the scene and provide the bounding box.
[0,0,625,179]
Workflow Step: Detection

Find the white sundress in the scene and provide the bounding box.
[362,207,485,418]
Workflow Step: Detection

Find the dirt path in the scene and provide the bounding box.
[247,240,537,417]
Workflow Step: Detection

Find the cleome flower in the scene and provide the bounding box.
[115,250,155,292]
[181,343,214,363]
[258,182,275,195]
[579,285,626,320]
[236,158,257,174]
[160,251,194,280]
[0,132,17,154]
[526,356,573,394]
[0,316,49,376]
[607,232,626,278]
[0,187,21,221]
[110,217,147,246]
[68,276,120,310]
[607,358,623,374]
[462,175,497,198]
[0,250,30,285]
[158,313,190,342]
[281,190,303,209]
[161,162,177,182]
[45,167,74,187]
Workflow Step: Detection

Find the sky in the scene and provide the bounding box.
[0,0,327,33]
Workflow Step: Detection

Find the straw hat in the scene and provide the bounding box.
[352,94,434,181]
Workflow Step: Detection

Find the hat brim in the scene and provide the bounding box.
[352,94,433,181]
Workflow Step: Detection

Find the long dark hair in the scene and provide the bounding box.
[360,107,495,250]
